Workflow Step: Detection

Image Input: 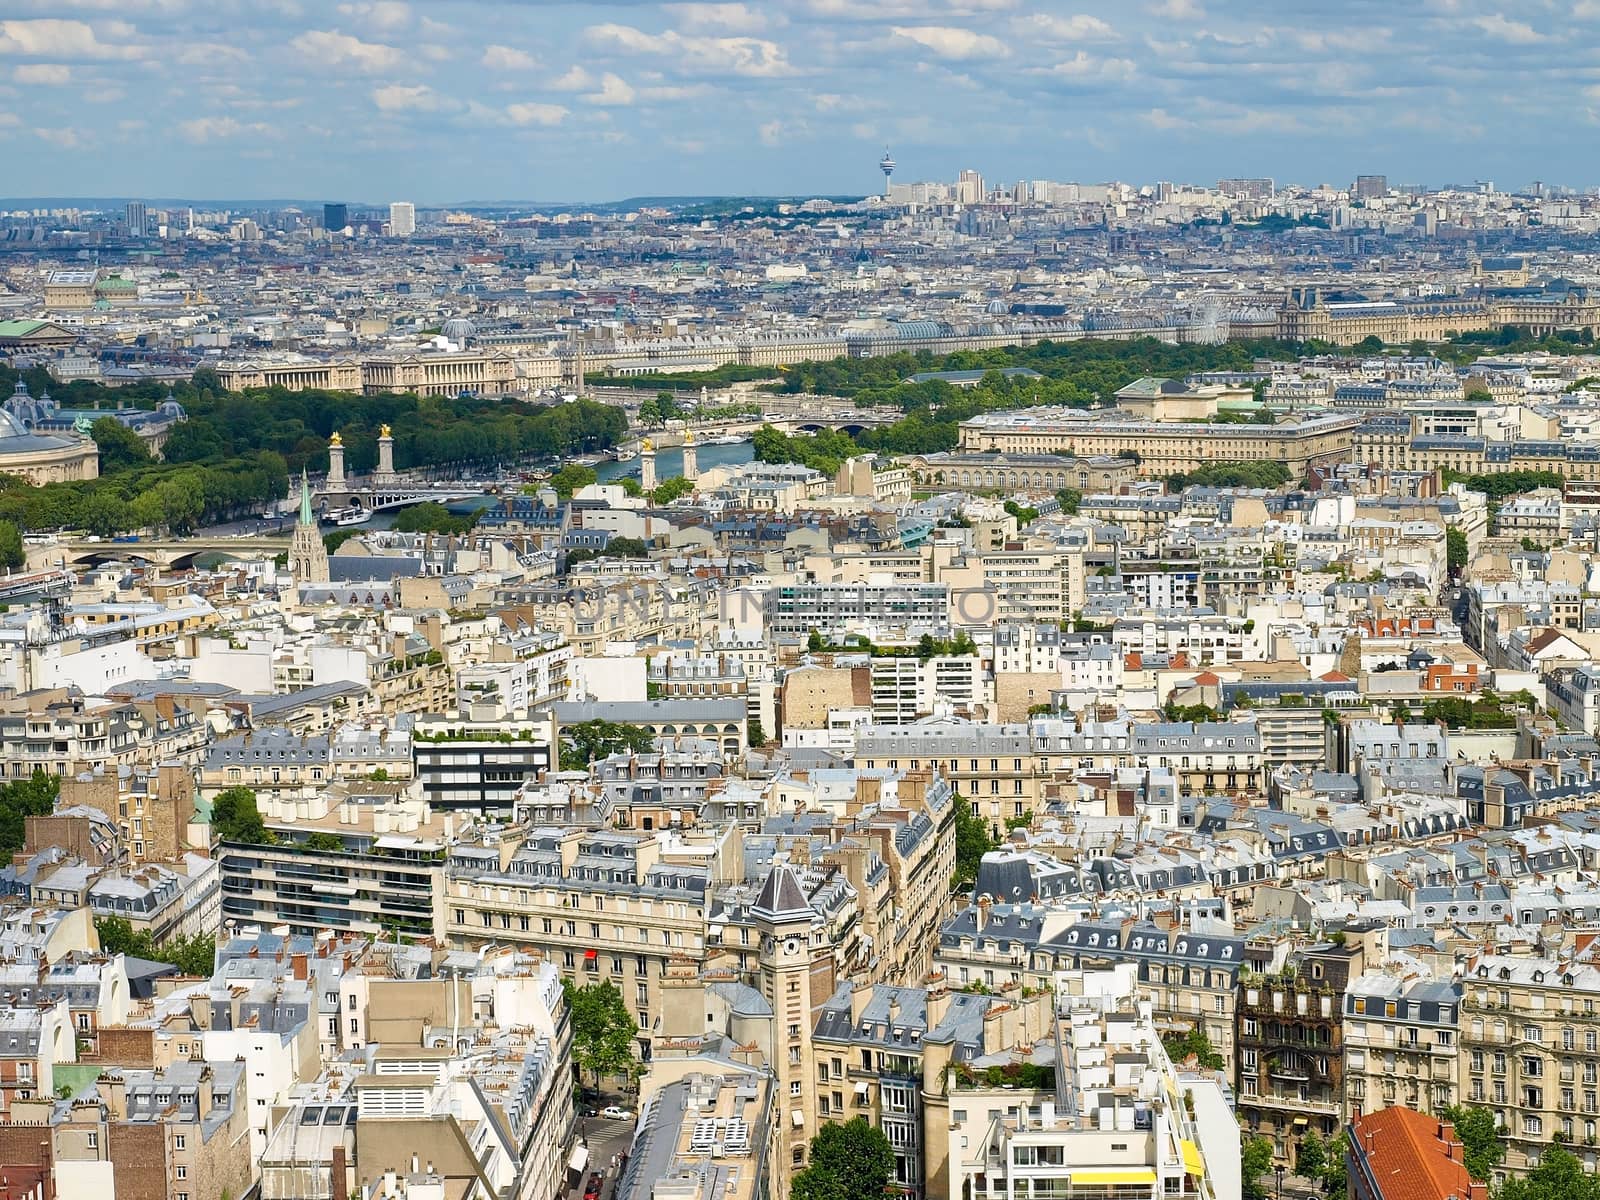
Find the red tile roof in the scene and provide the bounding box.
[1350,1107,1478,1200]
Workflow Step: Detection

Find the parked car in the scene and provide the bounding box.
[601,1106,634,1121]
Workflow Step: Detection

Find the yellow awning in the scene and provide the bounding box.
[1068,1169,1159,1186]
[1180,1140,1205,1177]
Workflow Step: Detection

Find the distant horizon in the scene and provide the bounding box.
[0,176,1585,215]
[4,0,1594,199]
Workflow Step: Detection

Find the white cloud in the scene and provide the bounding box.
[758,118,784,145]
[642,82,713,100]
[371,83,449,111]
[1470,13,1545,42]
[178,115,271,142]
[584,23,793,76]
[1149,0,1204,19]
[289,30,405,73]
[550,65,594,91]
[503,101,567,126]
[1047,51,1135,80]
[35,124,90,146]
[0,19,142,60]
[668,3,771,32]
[1012,13,1117,41]
[336,1,411,32]
[14,62,69,83]
[174,42,249,66]
[584,72,636,105]
[889,25,1008,60]
[482,44,537,70]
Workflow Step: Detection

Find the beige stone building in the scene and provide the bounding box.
[1459,954,1600,1174]
[958,410,1359,476]
[214,359,362,392]
[361,350,517,397]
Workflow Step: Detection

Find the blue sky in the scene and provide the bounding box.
[0,0,1587,202]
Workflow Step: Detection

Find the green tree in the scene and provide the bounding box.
[95,917,214,975]
[1167,460,1292,491]
[91,417,152,472]
[953,795,994,887]
[791,1118,894,1200]
[1498,1145,1600,1200]
[211,785,273,845]
[1161,1024,1225,1071]
[1296,1130,1328,1182]
[649,476,694,505]
[562,980,641,1092]
[393,501,478,535]
[638,396,662,426]
[807,630,825,653]
[0,769,61,854]
[94,915,156,959]
[160,934,217,976]
[1447,525,1469,572]
[1055,487,1083,515]
[1321,1130,1349,1200]
[1438,1105,1504,1182]
[747,719,766,747]
[0,520,22,570]
[619,476,643,498]
[323,528,361,554]
[601,536,650,558]
[302,832,347,852]
[559,720,655,771]
[1241,1136,1275,1200]
[549,463,598,499]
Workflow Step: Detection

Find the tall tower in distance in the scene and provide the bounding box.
[323,202,348,233]
[389,201,415,237]
[878,148,895,198]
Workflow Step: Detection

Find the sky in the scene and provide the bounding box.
[0,0,1590,203]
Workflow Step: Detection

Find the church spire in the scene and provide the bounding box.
[298,468,314,526]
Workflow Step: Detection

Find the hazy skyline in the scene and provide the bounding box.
[0,0,1589,202]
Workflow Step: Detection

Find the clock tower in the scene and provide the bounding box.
[752,864,819,1193]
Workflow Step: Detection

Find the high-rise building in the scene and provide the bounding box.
[1218,177,1275,200]
[388,201,415,237]
[1354,175,1388,200]
[125,201,147,237]
[957,169,984,205]
[323,202,348,232]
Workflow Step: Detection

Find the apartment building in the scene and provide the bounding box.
[39,1060,256,1200]
[218,793,448,938]
[811,980,1053,1200]
[442,826,734,1048]
[412,715,556,813]
[1237,942,1364,1168]
[854,721,1045,827]
[1343,973,1461,1121]
[869,654,991,723]
[766,582,951,639]
[0,690,208,779]
[615,1070,775,1200]
[1459,954,1600,1173]
[954,971,1238,1200]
